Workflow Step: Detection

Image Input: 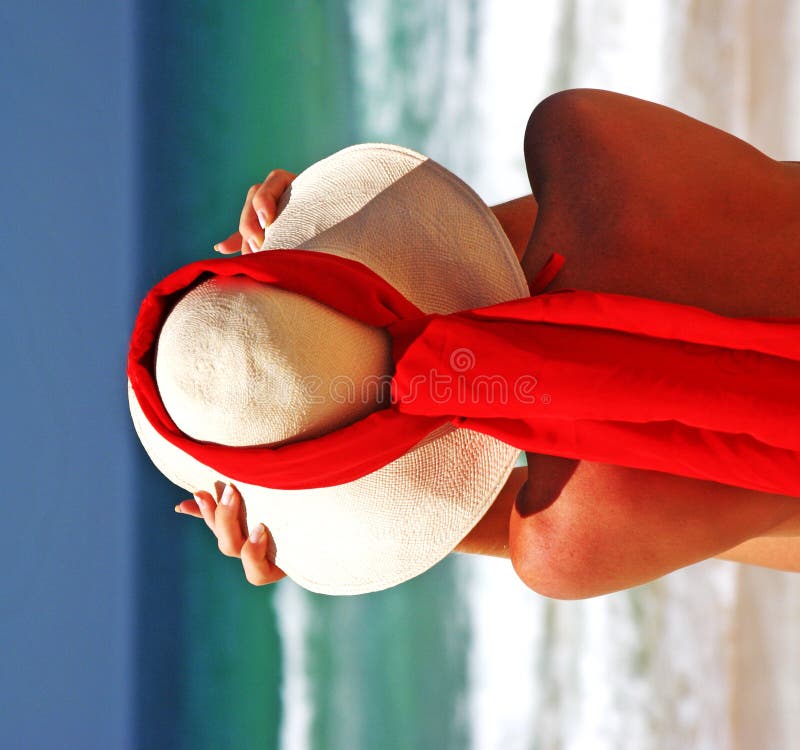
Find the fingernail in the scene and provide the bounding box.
[174,504,182,513]
[221,484,235,506]
[248,237,260,253]
[193,493,206,510]
[213,243,222,253]
[257,210,268,230]
[249,524,266,544]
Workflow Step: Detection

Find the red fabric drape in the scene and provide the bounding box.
[128,249,800,496]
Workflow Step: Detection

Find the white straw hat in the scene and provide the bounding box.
[128,143,528,595]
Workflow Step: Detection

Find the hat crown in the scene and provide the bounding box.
[155,275,392,447]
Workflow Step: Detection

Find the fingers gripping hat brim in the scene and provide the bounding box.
[128,143,529,595]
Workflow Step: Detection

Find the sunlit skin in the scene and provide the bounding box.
[177,89,800,597]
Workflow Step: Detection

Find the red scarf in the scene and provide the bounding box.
[128,249,800,497]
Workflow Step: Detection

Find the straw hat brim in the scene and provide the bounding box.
[128,143,529,595]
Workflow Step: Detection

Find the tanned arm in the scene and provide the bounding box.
[716,534,800,573]
[490,196,538,262]
[454,462,800,597]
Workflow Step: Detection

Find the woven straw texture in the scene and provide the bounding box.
[128,144,528,595]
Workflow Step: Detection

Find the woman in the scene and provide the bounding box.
[175,89,800,598]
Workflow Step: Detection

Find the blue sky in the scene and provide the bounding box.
[1,2,137,746]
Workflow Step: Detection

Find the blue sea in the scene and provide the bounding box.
[135,1,800,748]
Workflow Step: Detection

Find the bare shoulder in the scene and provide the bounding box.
[511,455,800,598]
[524,88,790,225]
[524,89,800,316]
[512,90,800,597]
[525,88,773,165]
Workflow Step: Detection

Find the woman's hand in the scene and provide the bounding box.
[175,484,287,586]
[214,169,297,255]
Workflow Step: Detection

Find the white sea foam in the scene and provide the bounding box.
[459,555,546,750]
[275,580,313,750]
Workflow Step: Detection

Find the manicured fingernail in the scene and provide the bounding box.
[174,504,182,513]
[249,524,266,544]
[213,243,222,253]
[248,237,260,253]
[221,484,235,506]
[193,493,206,510]
[257,210,268,230]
